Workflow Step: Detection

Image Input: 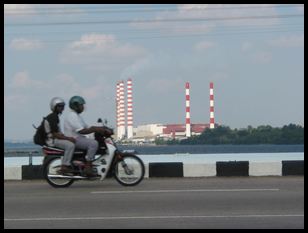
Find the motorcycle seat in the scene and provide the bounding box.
[42,145,107,155]
[42,145,86,155]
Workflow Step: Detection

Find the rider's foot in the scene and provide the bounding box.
[83,161,97,177]
[58,165,75,175]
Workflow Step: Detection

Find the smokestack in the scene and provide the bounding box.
[185,82,191,137]
[127,78,133,139]
[118,81,126,139]
[116,82,120,138]
[210,82,215,129]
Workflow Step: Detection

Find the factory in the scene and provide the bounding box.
[130,123,211,144]
[115,79,216,143]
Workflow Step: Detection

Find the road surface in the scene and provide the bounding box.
[4,177,304,229]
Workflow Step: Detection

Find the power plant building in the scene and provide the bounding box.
[115,79,216,142]
[131,123,210,143]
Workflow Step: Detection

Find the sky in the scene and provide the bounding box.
[4,4,304,141]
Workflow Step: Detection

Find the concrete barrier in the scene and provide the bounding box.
[249,162,281,176]
[184,163,216,177]
[149,162,183,177]
[282,160,304,176]
[4,167,22,180]
[216,161,249,176]
[4,160,304,180]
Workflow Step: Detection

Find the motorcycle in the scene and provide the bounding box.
[42,119,145,188]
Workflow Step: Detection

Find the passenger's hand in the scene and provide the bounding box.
[68,137,76,143]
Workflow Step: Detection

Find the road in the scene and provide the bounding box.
[4,177,304,229]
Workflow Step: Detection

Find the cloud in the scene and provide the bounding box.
[268,34,304,47]
[69,34,116,49]
[10,71,45,88]
[120,56,152,80]
[4,4,85,19]
[4,4,37,15]
[10,38,43,50]
[7,71,111,111]
[60,33,147,71]
[130,4,280,35]
[130,4,216,35]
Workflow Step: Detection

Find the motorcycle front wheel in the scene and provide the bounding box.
[43,156,75,188]
[113,154,145,186]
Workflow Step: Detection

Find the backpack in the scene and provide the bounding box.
[33,117,47,146]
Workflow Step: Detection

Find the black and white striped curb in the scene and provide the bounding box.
[4,160,303,180]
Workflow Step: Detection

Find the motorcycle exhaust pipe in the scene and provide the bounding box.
[48,174,88,179]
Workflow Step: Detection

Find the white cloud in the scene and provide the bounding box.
[10,71,45,88]
[4,4,85,19]
[130,4,280,35]
[10,38,43,50]
[8,71,110,109]
[268,35,304,47]
[69,34,116,49]
[130,4,216,35]
[60,33,147,71]
[4,4,37,15]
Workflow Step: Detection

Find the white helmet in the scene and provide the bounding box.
[50,97,65,112]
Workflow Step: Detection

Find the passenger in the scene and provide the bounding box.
[45,97,76,175]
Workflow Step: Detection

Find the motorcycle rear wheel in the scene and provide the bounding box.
[113,154,145,186]
[43,156,75,188]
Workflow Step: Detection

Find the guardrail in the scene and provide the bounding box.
[4,150,40,165]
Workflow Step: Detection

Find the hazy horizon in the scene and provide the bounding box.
[4,4,304,140]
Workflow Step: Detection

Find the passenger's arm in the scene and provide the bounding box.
[52,132,76,143]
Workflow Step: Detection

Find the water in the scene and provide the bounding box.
[4,144,304,155]
[119,144,304,154]
[4,144,304,167]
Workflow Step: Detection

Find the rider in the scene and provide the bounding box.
[63,96,111,177]
[45,97,76,174]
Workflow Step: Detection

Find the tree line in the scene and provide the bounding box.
[156,124,304,145]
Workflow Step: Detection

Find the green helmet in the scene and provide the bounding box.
[69,96,86,112]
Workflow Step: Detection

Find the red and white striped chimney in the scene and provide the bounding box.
[118,81,126,139]
[116,82,120,138]
[185,82,191,137]
[126,78,133,139]
[210,82,215,129]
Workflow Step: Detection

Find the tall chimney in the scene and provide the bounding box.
[126,78,133,139]
[185,82,191,137]
[116,82,120,138]
[210,82,215,129]
[118,81,126,139]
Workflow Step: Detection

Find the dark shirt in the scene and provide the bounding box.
[45,112,60,133]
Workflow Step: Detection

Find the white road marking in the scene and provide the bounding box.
[4,214,303,222]
[91,188,280,194]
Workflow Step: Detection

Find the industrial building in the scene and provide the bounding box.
[115,79,216,142]
[130,123,211,143]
